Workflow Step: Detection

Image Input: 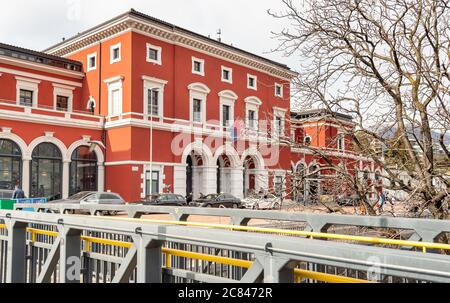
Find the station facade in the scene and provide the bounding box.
[0,10,378,202]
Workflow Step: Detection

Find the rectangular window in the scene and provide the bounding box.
[110,89,121,116]
[275,117,283,136]
[275,83,283,97]
[110,43,121,64]
[338,135,345,151]
[247,75,257,90]
[222,104,230,127]
[193,98,202,122]
[56,95,68,111]
[87,53,97,72]
[221,66,232,83]
[19,89,33,107]
[248,110,256,129]
[147,44,162,65]
[192,57,205,76]
[146,171,159,196]
[148,89,159,116]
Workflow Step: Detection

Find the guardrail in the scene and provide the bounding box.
[1,210,450,283]
[15,203,450,243]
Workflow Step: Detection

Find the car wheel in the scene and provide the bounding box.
[273,203,280,210]
[206,204,212,208]
[232,204,238,209]
[109,211,118,216]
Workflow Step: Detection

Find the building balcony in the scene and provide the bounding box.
[0,98,104,128]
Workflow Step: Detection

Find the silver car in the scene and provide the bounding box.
[53,191,125,215]
[242,193,281,210]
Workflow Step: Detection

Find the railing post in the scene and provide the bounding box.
[59,226,82,283]
[255,251,296,283]
[6,219,27,283]
[134,236,163,283]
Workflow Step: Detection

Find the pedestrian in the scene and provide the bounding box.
[12,184,25,199]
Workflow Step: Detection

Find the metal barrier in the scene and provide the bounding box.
[1,210,450,283]
[15,203,450,243]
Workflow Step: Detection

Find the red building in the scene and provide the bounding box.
[0,9,378,202]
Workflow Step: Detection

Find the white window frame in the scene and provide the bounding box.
[143,164,165,198]
[275,83,283,98]
[146,43,162,65]
[188,83,210,125]
[273,107,287,139]
[104,76,124,118]
[218,90,237,129]
[192,57,205,76]
[221,66,233,84]
[16,76,40,108]
[53,83,74,112]
[244,96,262,131]
[142,76,168,118]
[87,52,97,72]
[247,74,257,90]
[110,43,121,64]
[337,133,345,151]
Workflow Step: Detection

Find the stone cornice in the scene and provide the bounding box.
[47,16,298,81]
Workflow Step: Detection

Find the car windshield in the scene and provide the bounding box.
[204,194,217,200]
[68,192,92,200]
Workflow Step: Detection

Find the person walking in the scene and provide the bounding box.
[12,184,25,199]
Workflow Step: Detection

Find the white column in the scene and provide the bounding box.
[173,165,187,196]
[192,167,202,199]
[97,163,105,192]
[202,166,217,195]
[22,158,31,197]
[62,161,70,199]
[229,167,244,199]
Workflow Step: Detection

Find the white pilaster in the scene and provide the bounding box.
[173,165,187,196]
[192,167,202,199]
[202,166,217,195]
[62,161,70,199]
[22,158,31,197]
[97,163,105,192]
[229,167,244,199]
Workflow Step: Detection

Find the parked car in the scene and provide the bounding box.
[0,189,13,199]
[189,193,242,208]
[242,193,281,210]
[53,191,125,215]
[142,194,187,206]
[335,195,359,206]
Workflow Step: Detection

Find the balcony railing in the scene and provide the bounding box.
[0,98,103,124]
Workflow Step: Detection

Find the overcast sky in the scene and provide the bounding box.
[0,0,297,71]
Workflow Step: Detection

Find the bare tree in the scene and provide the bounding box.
[269,0,450,218]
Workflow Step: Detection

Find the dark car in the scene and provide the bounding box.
[142,194,187,206]
[190,193,242,209]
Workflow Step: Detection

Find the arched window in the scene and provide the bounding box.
[69,146,97,196]
[31,143,62,199]
[0,139,22,190]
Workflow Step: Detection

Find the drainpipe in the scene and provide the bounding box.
[98,41,107,192]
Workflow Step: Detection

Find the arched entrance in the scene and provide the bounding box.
[69,146,98,196]
[0,139,22,190]
[184,150,214,199]
[30,143,62,199]
[243,156,257,197]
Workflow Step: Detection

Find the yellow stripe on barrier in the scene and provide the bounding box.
[97,216,450,252]
[0,224,373,283]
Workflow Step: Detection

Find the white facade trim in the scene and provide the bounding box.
[16,77,39,108]
[87,52,97,72]
[221,66,233,84]
[105,76,124,117]
[0,67,83,87]
[146,43,162,65]
[218,90,237,129]
[275,83,283,98]
[143,76,167,118]
[247,74,257,90]
[192,57,205,76]
[53,85,74,112]
[110,42,122,64]
[188,82,210,125]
